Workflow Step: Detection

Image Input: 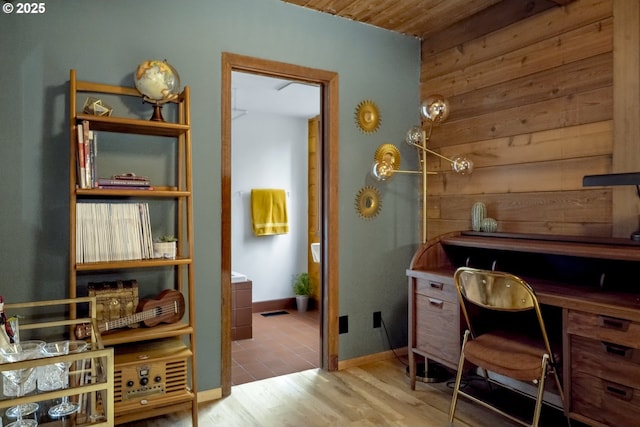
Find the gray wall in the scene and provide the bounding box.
[0,0,421,391]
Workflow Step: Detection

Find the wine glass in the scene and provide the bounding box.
[42,340,88,418]
[0,342,45,427]
[4,341,45,420]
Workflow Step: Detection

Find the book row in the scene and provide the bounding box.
[76,120,97,189]
[76,202,154,263]
[76,121,153,190]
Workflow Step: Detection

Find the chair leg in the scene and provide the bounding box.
[449,330,470,426]
[531,354,549,427]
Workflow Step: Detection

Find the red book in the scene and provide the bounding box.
[76,124,86,188]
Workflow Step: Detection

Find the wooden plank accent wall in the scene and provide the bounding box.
[420,0,620,240]
[612,0,640,236]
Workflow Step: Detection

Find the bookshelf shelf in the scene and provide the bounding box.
[75,257,193,272]
[68,69,198,426]
[76,188,190,198]
[100,322,194,346]
[75,113,190,137]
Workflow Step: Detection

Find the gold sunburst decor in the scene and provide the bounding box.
[354,100,381,134]
[355,186,382,220]
[374,143,401,171]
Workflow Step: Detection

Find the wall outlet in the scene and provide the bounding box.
[339,315,348,334]
[373,311,381,328]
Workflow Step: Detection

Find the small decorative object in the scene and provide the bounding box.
[134,59,181,122]
[471,202,486,232]
[153,235,177,259]
[480,217,498,233]
[355,186,382,220]
[83,97,113,116]
[354,100,381,134]
[292,273,312,312]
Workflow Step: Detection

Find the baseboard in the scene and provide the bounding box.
[252,298,295,313]
[338,347,408,370]
[252,297,318,313]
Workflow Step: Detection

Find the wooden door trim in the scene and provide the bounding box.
[220,52,339,396]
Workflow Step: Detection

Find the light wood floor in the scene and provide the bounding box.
[126,357,574,427]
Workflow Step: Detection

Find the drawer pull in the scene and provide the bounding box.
[598,315,630,331]
[602,341,632,358]
[429,281,444,290]
[603,381,633,401]
[428,298,444,309]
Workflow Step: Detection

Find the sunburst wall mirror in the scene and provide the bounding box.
[354,100,381,134]
[355,186,382,220]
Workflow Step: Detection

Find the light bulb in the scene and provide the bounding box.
[451,156,474,175]
[371,161,394,181]
[420,95,450,124]
[405,126,423,146]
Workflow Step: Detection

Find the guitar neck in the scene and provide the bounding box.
[100,301,177,332]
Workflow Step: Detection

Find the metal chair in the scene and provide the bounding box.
[448,267,569,427]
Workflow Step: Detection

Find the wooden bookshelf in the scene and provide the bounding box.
[68,69,198,426]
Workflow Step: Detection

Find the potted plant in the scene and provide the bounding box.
[153,234,177,259]
[292,272,312,312]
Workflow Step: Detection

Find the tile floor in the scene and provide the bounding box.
[231,309,321,385]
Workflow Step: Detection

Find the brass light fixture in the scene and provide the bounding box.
[371,95,473,244]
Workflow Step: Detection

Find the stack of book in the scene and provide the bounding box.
[76,202,154,263]
[96,174,153,190]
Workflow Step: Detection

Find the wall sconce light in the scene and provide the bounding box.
[370,95,473,244]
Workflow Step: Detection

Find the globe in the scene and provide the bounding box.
[134,60,181,121]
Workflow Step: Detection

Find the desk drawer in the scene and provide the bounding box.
[415,294,459,365]
[567,310,640,348]
[571,371,640,427]
[416,275,456,303]
[571,335,640,390]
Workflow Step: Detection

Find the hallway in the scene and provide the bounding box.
[231,309,320,385]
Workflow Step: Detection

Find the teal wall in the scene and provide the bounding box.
[0,0,421,391]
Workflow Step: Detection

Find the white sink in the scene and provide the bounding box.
[231,271,248,283]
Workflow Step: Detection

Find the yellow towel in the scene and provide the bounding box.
[251,189,289,236]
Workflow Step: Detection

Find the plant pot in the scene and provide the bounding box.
[295,295,309,313]
[153,241,176,259]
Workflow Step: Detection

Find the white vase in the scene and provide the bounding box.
[295,295,309,312]
[153,241,176,259]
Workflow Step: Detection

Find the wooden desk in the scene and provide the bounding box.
[407,231,640,427]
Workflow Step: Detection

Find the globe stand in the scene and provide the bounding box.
[150,103,165,122]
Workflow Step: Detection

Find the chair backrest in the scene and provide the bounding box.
[455,267,535,311]
[454,267,555,357]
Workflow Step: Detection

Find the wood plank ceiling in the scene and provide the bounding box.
[280,0,575,39]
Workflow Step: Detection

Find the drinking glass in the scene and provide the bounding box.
[42,341,88,418]
[0,342,44,427]
[4,341,45,420]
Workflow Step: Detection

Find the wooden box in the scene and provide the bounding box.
[88,280,139,326]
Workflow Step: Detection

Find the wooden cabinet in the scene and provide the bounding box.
[408,231,640,427]
[567,310,640,427]
[232,280,253,341]
[407,270,459,389]
[67,70,197,425]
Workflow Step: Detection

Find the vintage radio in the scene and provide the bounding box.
[113,338,192,414]
[87,280,139,326]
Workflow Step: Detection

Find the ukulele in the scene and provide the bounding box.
[75,289,185,339]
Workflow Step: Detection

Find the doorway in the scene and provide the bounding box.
[220,52,339,397]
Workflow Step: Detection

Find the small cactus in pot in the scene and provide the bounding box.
[471,202,486,232]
